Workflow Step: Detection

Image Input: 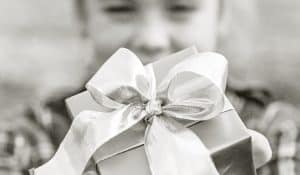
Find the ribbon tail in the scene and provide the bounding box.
[144,116,220,175]
[34,105,144,175]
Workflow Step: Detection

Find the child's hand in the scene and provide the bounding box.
[257,102,300,174]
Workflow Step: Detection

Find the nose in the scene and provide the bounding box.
[129,15,170,58]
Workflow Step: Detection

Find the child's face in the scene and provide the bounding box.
[84,0,219,65]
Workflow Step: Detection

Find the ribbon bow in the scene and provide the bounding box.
[34,48,228,175]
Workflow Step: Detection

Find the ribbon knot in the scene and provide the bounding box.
[144,99,163,124]
[145,99,163,116]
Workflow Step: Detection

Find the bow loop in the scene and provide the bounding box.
[158,52,228,93]
[86,48,157,109]
[158,71,224,121]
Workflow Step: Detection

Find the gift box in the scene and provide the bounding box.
[66,48,257,175]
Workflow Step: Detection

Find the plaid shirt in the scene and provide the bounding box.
[0,106,55,175]
[227,87,300,175]
[0,102,71,175]
[26,87,300,175]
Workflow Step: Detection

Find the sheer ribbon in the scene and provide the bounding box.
[34,48,228,175]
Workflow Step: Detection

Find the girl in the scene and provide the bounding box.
[30,0,271,174]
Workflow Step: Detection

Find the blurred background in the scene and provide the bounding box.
[0,0,88,110]
[0,0,299,174]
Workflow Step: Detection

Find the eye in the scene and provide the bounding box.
[100,2,138,22]
[167,3,199,22]
[168,4,197,13]
[103,5,136,14]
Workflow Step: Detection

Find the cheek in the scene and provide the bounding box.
[171,7,219,51]
[85,0,134,60]
[172,19,218,52]
[87,17,134,60]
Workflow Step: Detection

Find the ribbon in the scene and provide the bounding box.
[34,48,228,175]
